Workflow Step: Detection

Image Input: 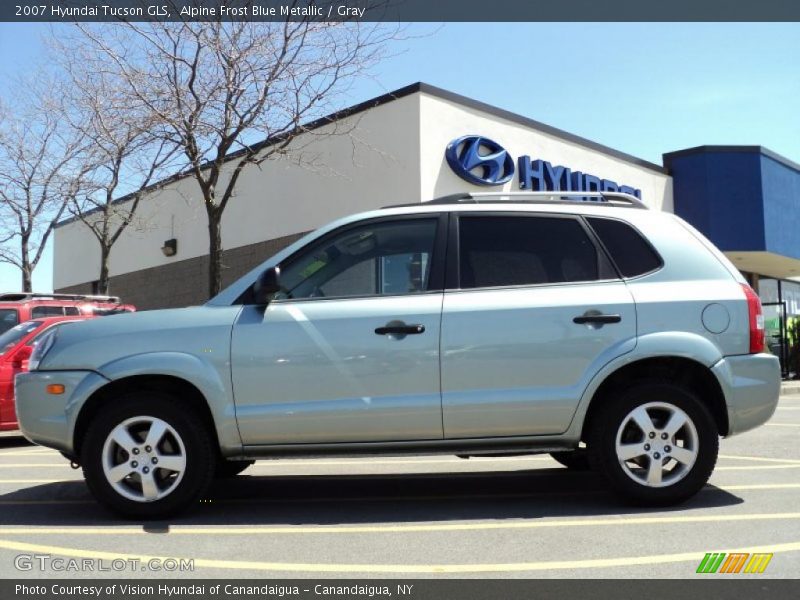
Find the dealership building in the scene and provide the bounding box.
[53,82,800,372]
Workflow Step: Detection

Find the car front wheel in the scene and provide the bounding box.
[588,382,718,506]
[81,393,215,519]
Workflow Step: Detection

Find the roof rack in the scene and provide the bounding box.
[0,292,122,303]
[421,191,647,209]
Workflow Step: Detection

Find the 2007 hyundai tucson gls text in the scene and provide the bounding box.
[15,192,780,518]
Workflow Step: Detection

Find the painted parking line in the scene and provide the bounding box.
[0,479,70,484]
[0,464,74,468]
[718,454,800,465]
[0,499,92,505]
[765,423,800,427]
[1,511,799,536]
[717,483,800,491]
[0,538,798,574]
[715,464,800,470]
[0,450,54,457]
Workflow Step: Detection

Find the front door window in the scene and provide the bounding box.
[275,219,438,300]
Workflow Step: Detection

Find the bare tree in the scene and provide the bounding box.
[54,50,181,295]
[72,17,397,297]
[0,92,89,292]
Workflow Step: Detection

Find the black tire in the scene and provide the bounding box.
[550,449,591,470]
[215,459,254,478]
[587,382,718,506]
[81,392,215,519]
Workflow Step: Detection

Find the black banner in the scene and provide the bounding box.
[3,0,800,22]
[4,580,800,600]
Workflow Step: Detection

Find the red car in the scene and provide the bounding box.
[0,293,135,336]
[0,316,95,431]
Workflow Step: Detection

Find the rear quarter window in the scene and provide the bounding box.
[31,306,66,318]
[0,309,19,335]
[587,217,663,278]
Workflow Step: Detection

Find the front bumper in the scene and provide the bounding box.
[15,370,110,455]
[712,353,781,436]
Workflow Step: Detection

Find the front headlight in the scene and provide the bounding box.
[28,328,58,371]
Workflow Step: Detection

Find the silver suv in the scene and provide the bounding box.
[16,192,780,518]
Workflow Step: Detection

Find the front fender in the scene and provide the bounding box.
[563,331,725,439]
[97,352,242,454]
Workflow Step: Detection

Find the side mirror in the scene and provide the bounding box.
[10,345,33,370]
[252,266,282,305]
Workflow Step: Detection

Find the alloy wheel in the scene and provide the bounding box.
[101,415,187,502]
[614,401,699,488]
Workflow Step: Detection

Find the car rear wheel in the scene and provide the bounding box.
[588,382,718,506]
[81,393,215,519]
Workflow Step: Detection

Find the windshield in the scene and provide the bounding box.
[0,309,20,335]
[0,321,41,355]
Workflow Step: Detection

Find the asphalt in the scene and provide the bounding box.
[0,395,797,579]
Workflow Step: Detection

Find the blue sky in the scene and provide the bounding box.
[1,22,798,293]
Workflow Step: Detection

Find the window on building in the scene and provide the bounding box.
[458,216,610,289]
[276,219,438,300]
[587,217,662,278]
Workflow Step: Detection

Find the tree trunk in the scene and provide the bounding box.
[21,242,32,292]
[98,245,111,295]
[207,210,223,298]
[21,268,32,293]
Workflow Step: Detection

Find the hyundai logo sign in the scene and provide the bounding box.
[445,135,641,199]
[445,135,515,186]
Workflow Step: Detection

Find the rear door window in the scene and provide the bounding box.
[457,215,614,289]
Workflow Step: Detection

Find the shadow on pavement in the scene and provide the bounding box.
[0,467,743,527]
[0,434,32,449]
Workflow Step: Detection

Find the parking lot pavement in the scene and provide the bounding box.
[0,396,797,579]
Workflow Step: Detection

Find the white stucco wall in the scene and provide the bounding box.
[53,94,422,289]
[54,87,674,290]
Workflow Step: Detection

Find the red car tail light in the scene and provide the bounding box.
[741,283,765,354]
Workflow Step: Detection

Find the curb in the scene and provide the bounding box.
[781,382,800,396]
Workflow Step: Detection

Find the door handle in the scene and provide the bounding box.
[375,323,426,336]
[573,314,622,325]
